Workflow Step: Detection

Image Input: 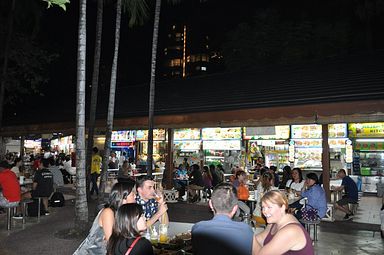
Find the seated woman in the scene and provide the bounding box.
[107,203,154,255]
[73,181,136,255]
[253,190,314,255]
[202,166,213,198]
[286,168,305,192]
[286,168,305,212]
[188,164,204,203]
[117,160,133,182]
[296,173,327,220]
[252,172,278,226]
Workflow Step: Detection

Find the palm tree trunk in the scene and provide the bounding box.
[75,0,89,227]
[99,0,122,201]
[86,0,103,198]
[147,0,162,176]
[0,0,16,158]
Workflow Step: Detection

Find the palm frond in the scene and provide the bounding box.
[122,0,149,27]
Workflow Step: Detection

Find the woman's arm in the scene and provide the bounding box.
[99,208,115,241]
[253,224,271,255]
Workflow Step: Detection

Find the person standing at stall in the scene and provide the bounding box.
[90,147,102,197]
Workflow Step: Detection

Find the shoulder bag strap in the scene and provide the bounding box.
[124,236,142,255]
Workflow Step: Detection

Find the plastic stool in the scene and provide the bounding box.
[4,205,18,230]
[21,199,34,224]
[348,202,358,215]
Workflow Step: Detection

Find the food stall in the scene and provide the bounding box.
[349,122,384,193]
[244,126,290,170]
[291,124,322,172]
[328,124,349,176]
[136,129,167,172]
[111,130,136,162]
[50,135,75,154]
[202,127,242,171]
[173,128,202,167]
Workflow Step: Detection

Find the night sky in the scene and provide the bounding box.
[2,0,383,125]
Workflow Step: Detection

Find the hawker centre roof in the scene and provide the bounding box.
[1,50,384,136]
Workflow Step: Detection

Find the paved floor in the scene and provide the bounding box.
[0,189,383,255]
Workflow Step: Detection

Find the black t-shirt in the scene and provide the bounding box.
[113,237,154,255]
[190,169,204,187]
[33,168,54,197]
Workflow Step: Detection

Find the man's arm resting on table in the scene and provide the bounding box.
[146,203,169,227]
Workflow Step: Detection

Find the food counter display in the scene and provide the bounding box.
[244,126,290,169]
[202,127,242,169]
[173,128,202,166]
[348,122,384,193]
[328,124,349,173]
[135,129,167,171]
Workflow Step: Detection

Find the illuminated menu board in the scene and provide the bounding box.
[202,127,241,140]
[112,130,136,142]
[291,125,322,139]
[328,124,347,138]
[349,123,384,138]
[174,128,201,140]
[244,126,290,140]
[136,129,166,141]
[174,140,201,150]
[203,140,241,150]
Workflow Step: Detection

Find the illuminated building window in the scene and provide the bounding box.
[201,66,207,71]
[170,58,181,67]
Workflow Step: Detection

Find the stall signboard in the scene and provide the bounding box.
[244,126,290,140]
[355,141,384,151]
[293,139,322,148]
[289,140,295,162]
[203,140,241,150]
[349,123,384,138]
[291,125,322,139]
[111,141,134,148]
[174,140,201,151]
[328,138,348,148]
[136,129,166,141]
[50,138,59,147]
[174,128,201,140]
[202,127,241,140]
[25,139,41,149]
[112,130,136,142]
[328,124,347,138]
[345,140,353,163]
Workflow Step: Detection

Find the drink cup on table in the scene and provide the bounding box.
[159,224,168,243]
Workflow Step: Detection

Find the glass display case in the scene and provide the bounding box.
[358,151,384,176]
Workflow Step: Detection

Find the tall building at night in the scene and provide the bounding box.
[160,23,224,79]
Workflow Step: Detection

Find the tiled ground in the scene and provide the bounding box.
[352,195,382,225]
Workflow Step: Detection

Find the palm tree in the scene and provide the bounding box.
[86,0,103,198]
[146,0,162,176]
[75,0,88,227]
[98,0,148,200]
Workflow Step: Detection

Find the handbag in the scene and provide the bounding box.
[301,204,319,221]
[125,236,141,255]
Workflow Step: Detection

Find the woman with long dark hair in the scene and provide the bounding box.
[107,204,154,255]
[73,180,136,255]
